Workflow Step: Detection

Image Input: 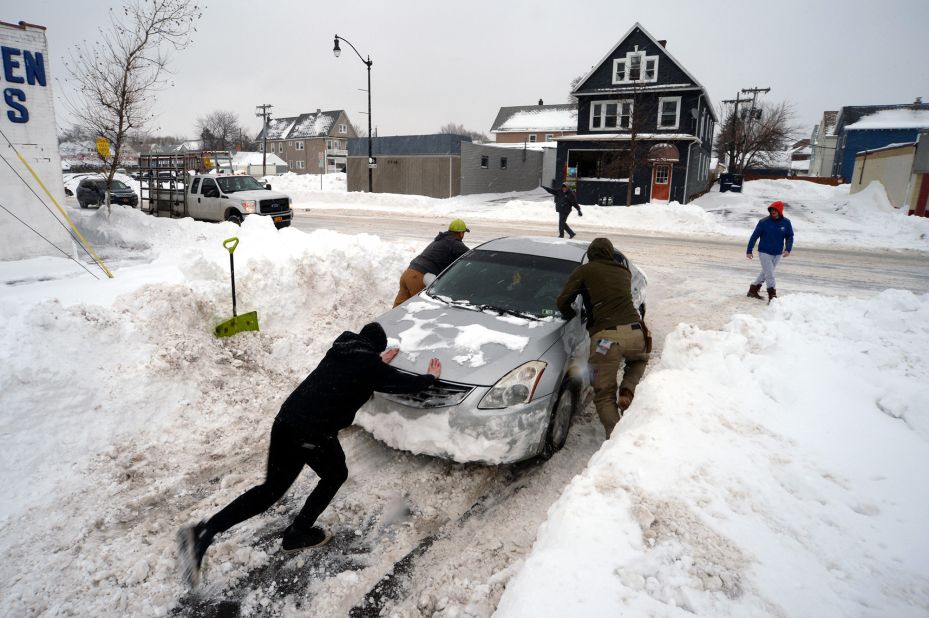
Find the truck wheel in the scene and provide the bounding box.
[539,379,577,460]
[226,212,243,225]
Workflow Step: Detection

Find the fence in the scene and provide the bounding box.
[742,174,843,186]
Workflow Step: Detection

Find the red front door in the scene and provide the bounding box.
[651,164,671,202]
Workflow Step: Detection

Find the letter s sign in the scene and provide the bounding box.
[4,88,28,123]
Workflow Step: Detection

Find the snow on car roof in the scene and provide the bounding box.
[474,236,588,262]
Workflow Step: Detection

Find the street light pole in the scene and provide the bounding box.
[333,34,373,193]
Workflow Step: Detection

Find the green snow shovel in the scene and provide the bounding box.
[214,237,259,338]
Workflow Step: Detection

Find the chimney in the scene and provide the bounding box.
[658,39,667,48]
[538,99,544,106]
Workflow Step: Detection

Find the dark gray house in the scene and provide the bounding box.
[347,135,543,197]
[556,23,716,205]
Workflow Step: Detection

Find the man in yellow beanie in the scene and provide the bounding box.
[393,219,470,306]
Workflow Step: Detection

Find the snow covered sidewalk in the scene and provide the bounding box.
[496,290,929,617]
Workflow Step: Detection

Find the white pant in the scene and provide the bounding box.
[752,252,781,289]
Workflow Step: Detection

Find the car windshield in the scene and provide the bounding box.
[216,176,264,193]
[109,180,129,190]
[427,249,577,318]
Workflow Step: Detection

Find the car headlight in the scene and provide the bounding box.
[478,361,547,409]
[241,200,256,213]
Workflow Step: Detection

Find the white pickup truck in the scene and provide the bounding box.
[142,171,293,228]
[186,174,292,228]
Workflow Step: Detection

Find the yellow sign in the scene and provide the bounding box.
[95,137,110,158]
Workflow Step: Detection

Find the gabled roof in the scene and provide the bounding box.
[572,22,717,122]
[256,110,345,140]
[490,104,577,133]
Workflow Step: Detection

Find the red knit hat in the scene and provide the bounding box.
[768,201,784,216]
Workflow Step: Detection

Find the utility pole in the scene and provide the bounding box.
[255,103,273,177]
[721,94,751,172]
[738,87,770,173]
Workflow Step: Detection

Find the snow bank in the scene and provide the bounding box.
[496,290,929,617]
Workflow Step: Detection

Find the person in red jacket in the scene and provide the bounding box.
[746,200,794,303]
[177,322,440,587]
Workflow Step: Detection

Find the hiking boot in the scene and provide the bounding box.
[767,287,777,303]
[281,524,332,553]
[177,521,213,588]
[617,387,634,412]
[747,284,763,299]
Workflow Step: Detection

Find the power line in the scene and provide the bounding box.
[0,199,99,279]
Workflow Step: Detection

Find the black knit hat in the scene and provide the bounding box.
[359,322,388,352]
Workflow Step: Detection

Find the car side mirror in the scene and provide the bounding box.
[265,184,272,190]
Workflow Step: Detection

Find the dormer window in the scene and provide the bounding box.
[613,48,659,84]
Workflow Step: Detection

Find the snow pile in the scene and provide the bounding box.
[0,210,426,616]
[496,290,929,617]
[699,179,929,250]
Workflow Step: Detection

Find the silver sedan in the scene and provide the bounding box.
[356,236,647,464]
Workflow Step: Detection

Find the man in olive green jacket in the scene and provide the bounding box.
[556,237,650,438]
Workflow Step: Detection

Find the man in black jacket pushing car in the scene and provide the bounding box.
[177,322,441,587]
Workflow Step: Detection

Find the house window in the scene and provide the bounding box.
[258,143,263,152]
[570,149,629,180]
[591,100,633,130]
[278,143,283,154]
[528,134,537,143]
[500,157,508,170]
[480,155,489,168]
[339,124,347,134]
[612,50,659,84]
[545,134,554,142]
[327,140,333,149]
[296,160,306,169]
[655,165,669,184]
[294,140,305,151]
[657,96,681,129]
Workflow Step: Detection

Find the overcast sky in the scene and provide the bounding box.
[15,0,929,141]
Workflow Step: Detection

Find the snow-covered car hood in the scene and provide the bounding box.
[225,189,289,202]
[376,294,567,386]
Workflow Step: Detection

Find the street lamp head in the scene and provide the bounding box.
[333,36,341,58]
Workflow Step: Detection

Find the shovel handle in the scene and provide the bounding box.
[223,237,239,254]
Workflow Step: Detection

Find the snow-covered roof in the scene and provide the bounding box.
[257,110,344,140]
[556,133,700,142]
[846,108,929,130]
[857,141,917,156]
[490,105,577,133]
[232,151,287,166]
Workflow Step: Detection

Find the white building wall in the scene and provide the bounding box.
[0,22,70,261]
[850,147,915,208]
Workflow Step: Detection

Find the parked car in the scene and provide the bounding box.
[76,177,139,209]
[355,236,648,464]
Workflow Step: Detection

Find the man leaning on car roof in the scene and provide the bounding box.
[556,237,651,438]
[393,219,470,307]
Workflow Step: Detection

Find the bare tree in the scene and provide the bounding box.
[715,100,798,174]
[63,0,203,211]
[195,110,242,151]
[568,73,586,103]
[439,122,488,143]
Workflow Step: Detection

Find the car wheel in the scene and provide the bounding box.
[226,212,243,225]
[539,379,577,460]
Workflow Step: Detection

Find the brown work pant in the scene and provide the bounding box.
[393,268,426,307]
[588,325,649,438]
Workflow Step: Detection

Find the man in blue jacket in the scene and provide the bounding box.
[746,200,794,302]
